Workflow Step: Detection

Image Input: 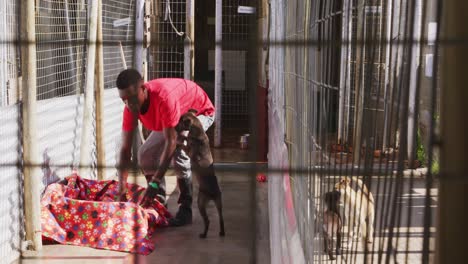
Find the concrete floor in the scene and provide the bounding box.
[18,147,270,264]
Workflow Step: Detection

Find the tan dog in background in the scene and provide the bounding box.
[335,176,375,243]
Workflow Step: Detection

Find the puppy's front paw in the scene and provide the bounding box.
[219,231,225,237]
[199,233,207,239]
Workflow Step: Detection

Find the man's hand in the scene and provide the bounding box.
[140,181,165,207]
[140,127,176,207]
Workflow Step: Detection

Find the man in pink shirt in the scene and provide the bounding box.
[116,69,215,226]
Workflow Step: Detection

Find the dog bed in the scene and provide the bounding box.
[41,174,171,255]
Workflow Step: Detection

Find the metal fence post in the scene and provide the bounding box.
[436,0,468,262]
[21,0,42,251]
[135,0,145,73]
[352,0,366,163]
[214,0,222,147]
[382,0,395,150]
[338,0,351,144]
[184,0,194,80]
[79,0,99,177]
[129,0,146,170]
[407,0,423,165]
[95,0,106,180]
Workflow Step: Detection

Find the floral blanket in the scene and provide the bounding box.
[41,174,171,255]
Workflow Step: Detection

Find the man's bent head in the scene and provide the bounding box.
[116,69,145,113]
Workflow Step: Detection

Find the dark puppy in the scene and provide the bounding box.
[176,109,225,238]
[323,190,342,260]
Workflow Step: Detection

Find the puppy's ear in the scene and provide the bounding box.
[188,109,198,115]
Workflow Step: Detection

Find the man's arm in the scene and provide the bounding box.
[117,130,134,197]
[150,126,178,182]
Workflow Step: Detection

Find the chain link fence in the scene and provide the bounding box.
[0,0,22,262]
[0,0,445,262]
[268,0,439,262]
[219,0,251,129]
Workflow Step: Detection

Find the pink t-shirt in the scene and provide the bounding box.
[122,79,215,132]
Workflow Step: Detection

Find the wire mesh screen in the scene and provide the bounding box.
[149,0,186,78]
[0,0,448,262]
[35,0,98,185]
[35,0,88,99]
[269,0,439,262]
[102,0,136,88]
[0,0,23,262]
[220,0,251,129]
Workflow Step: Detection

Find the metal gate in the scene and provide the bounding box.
[268,0,440,262]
